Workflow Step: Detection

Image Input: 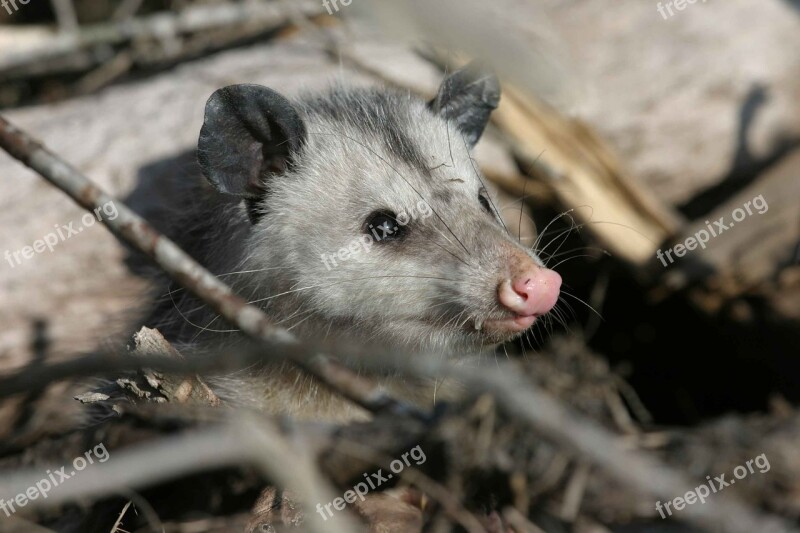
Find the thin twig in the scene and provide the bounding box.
[109,500,132,533]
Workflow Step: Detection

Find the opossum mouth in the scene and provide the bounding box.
[473,314,537,335]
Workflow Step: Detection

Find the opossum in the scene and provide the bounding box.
[143,63,562,421]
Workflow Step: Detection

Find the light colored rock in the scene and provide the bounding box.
[539,0,800,204]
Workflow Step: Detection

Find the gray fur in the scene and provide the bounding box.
[144,68,547,420]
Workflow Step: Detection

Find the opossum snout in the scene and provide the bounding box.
[497,266,561,317]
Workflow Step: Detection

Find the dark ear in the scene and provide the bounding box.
[428,62,501,148]
[197,84,306,198]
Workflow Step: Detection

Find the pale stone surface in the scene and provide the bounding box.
[539,0,800,203]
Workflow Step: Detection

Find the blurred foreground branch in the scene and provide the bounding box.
[0,415,361,533]
[0,0,324,83]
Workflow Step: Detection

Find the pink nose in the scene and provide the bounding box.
[498,267,562,317]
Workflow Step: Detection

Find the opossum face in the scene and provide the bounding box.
[198,64,561,354]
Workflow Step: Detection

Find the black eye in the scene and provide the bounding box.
[365,211,406,242]
[479,191,494,215]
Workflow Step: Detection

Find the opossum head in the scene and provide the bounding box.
[197,63,561,354]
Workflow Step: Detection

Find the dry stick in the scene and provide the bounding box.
[361,353,796,533]
[0,115,419,421]
[0,0,324,77]
[0,416,362,533]
[8,338,787,533]
[0,363,474,530]
[0,316,791,531]
[109,501,132,533]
